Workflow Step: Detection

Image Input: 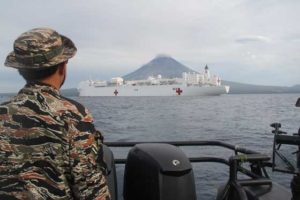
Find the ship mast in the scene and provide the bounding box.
[204,65,210,81]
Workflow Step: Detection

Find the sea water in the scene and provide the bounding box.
[1,93,300,199]
[73,93,299,200]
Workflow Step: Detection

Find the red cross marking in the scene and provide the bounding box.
[176,88,183,95]
[114,89,118,96]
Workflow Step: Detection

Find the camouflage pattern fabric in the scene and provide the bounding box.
[5,28,77,69]
[0,82,110,200]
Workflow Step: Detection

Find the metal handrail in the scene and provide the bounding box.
[105,140,270,179]
[105,140,259,154]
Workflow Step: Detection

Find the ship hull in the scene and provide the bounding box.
[78,82,230,96]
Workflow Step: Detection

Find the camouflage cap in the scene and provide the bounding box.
[4,27,77,69]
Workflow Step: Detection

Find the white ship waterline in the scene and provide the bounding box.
[78,66,230,96]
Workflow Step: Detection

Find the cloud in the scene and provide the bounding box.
[0,0,300,92]
[236,35,271,43]
[285,35,300,42]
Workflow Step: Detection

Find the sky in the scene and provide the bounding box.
[0,0,299,92]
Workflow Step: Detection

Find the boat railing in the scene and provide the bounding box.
[105,140,271,175]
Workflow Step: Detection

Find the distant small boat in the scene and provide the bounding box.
[78,66,230,96]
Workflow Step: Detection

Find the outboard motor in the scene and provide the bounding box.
[102,145,118,200]
[296,98,300,107]
[123,143,196,200]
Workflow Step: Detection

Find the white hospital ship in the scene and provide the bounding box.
[78,66,230,96]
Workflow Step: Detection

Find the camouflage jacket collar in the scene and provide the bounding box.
[19,81,61,96]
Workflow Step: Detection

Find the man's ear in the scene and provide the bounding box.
[58,62,66,75]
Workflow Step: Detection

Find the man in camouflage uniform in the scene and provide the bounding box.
[0,28,111,199]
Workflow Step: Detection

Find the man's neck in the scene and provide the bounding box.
[39,73,62,90]
[39,63,65,90]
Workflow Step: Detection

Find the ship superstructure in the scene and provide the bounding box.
[78,66,230,96]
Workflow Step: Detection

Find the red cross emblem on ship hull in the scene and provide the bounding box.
[175,88,183,95]
[114,89,118,96]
